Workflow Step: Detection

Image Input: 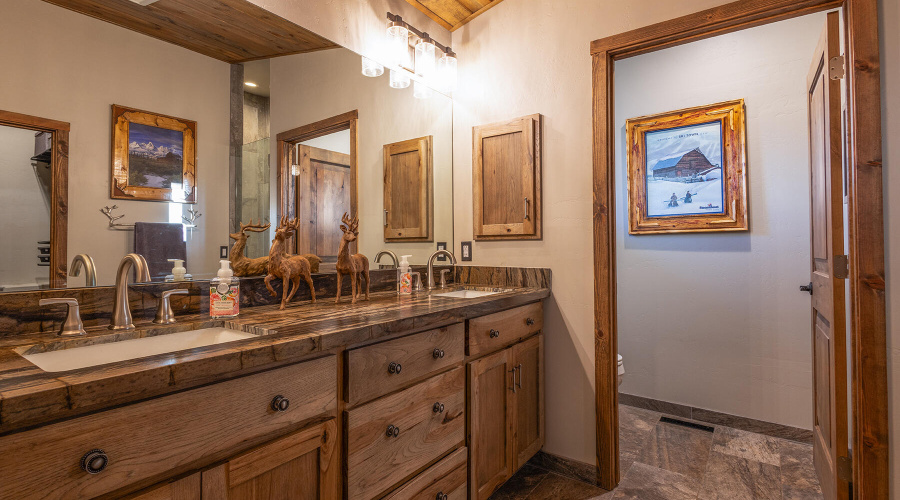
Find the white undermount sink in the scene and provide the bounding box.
[21,328,256,373]
[433,287,512,299]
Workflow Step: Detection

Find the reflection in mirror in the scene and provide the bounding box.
[0,125,52,291]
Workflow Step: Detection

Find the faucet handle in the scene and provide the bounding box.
[154,289,189,325]
[440,269,452,288]
[39,298,86,336]
[410,272,423,292]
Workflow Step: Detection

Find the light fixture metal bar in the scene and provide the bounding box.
[387,13,455,56]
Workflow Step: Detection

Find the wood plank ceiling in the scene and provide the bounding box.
[404,0,507,31]
[41,0,338,64]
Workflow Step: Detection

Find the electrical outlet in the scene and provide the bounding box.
[220,246,228,259]
[460,241,472,262]
[437,242,447,261]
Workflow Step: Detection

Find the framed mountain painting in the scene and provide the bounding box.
[625,99,748,234]
[110,105,197,203]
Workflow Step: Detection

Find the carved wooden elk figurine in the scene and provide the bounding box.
[336,213,369,304]
[228,220,271,277]
[265,217,317,309]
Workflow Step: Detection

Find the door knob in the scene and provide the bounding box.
[800,282,813,295]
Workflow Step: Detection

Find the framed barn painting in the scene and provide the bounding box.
[625,99,748,234]
[110,105,196,203]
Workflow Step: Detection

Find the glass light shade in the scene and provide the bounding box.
[386,23,410,67]
[437,52,457,92]
[361,57,384,77]
[413,81,431,99]
[415,38,437,81]
[389,69,410,89]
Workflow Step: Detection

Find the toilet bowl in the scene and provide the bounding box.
[617,354,624,386]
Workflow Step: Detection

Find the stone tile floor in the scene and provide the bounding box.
[490,404,823,500]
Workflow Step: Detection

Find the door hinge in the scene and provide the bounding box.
[834,254,849,279]
[829,55,846,80]
[838,455,852,482]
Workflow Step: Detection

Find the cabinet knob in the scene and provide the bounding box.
[435,493,448,500]
[388,362,402,374]
[432,348,445,359]
[271,395,290,412]
[526,317,535,326]
[489,329,500,338]
[81,449,109,474]
[386,425,401,437]
[433,402,445,413]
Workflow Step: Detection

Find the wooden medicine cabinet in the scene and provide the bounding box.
[383,136,433,242]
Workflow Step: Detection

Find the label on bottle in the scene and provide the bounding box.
[399,272,412,294]
[210,284,239,318]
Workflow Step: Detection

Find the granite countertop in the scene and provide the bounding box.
[0,286,549,435]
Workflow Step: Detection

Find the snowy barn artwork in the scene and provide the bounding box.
[625,100,748,234]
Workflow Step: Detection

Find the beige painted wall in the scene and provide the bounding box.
[0,0,231,287]
[614,14,825,430]
[269,48,453,266]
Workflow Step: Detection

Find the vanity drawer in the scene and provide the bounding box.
[346,323,464,406]
[0,355,337,500]
[346,367,465,500]
[467,302,542,357]
[384,447,467,500]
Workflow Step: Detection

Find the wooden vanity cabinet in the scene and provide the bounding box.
[128,474,201,500]
[467,329,544,500]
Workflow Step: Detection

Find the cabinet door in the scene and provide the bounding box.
[468,348,515,500]
[128,474,201,500]
[383,136,433,241]
[201,420,337,500]
[513,334,544,468]
[473,114,542,240]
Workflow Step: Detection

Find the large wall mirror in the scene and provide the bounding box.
[0,0,453,291]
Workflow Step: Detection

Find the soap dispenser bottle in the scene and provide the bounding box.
[166,259,192,282]
[210,260,239,318]
[398,255,413,295]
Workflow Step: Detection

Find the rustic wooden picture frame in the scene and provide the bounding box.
[383,135,434,242]
[110,104,197,203]
[626,100,747,234]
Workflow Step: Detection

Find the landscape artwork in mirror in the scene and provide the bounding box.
[111,105,197,203]
[625,100,749,234]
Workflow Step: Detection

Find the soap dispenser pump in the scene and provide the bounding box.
[166,259,191,282]
[398,255,413,295]
[210,260,239,318]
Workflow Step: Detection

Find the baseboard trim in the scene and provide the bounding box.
[619,392,814,444]
[529,450,599,486]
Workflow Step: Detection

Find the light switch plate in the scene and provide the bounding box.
[220,246,229,258]
[436,242,447,261]
[460,241,472,262]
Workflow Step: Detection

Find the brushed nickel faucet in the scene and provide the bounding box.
[374,250,399,269]
[110,253,150,330]
[426,250,457,290]
[153,289,189,325]
[69,254,97,287]
[39,298,86,336]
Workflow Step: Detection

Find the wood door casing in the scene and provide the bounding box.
[201,419,338,500]
[295,145,351,262]
[513,335,544,469]
[473,114,542,240]
[467,348,515,500]
[806,12,848,500]
[383,136,433,242]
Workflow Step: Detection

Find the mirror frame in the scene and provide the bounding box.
[0,110,70,289]
[276,110,359,256]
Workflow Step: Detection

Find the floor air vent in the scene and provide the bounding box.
[659,416,714,433]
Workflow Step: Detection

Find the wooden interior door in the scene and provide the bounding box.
[513,335,544,469]
[383,136,433,241]
[468,348,515,500]
[295,145,351,262]
[201,420,337,500]
[473,114,541,240]
[806,12,848,500]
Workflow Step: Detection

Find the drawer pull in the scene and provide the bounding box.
[526,317,535,326]
[433,402,445,413]
[81,449,109,474]
[388,362,402,374]
[489,329,500,338]
[386,425,401,437]
[435,493,448,500]
[432,348,445,359]
[271,395,290,412]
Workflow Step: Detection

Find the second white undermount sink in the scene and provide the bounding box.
[21,328,256,373]
[432,287,513,299]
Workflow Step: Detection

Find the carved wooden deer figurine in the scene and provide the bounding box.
[335,213,369,304]
[228,220,271,277]
[265,217,317,309]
